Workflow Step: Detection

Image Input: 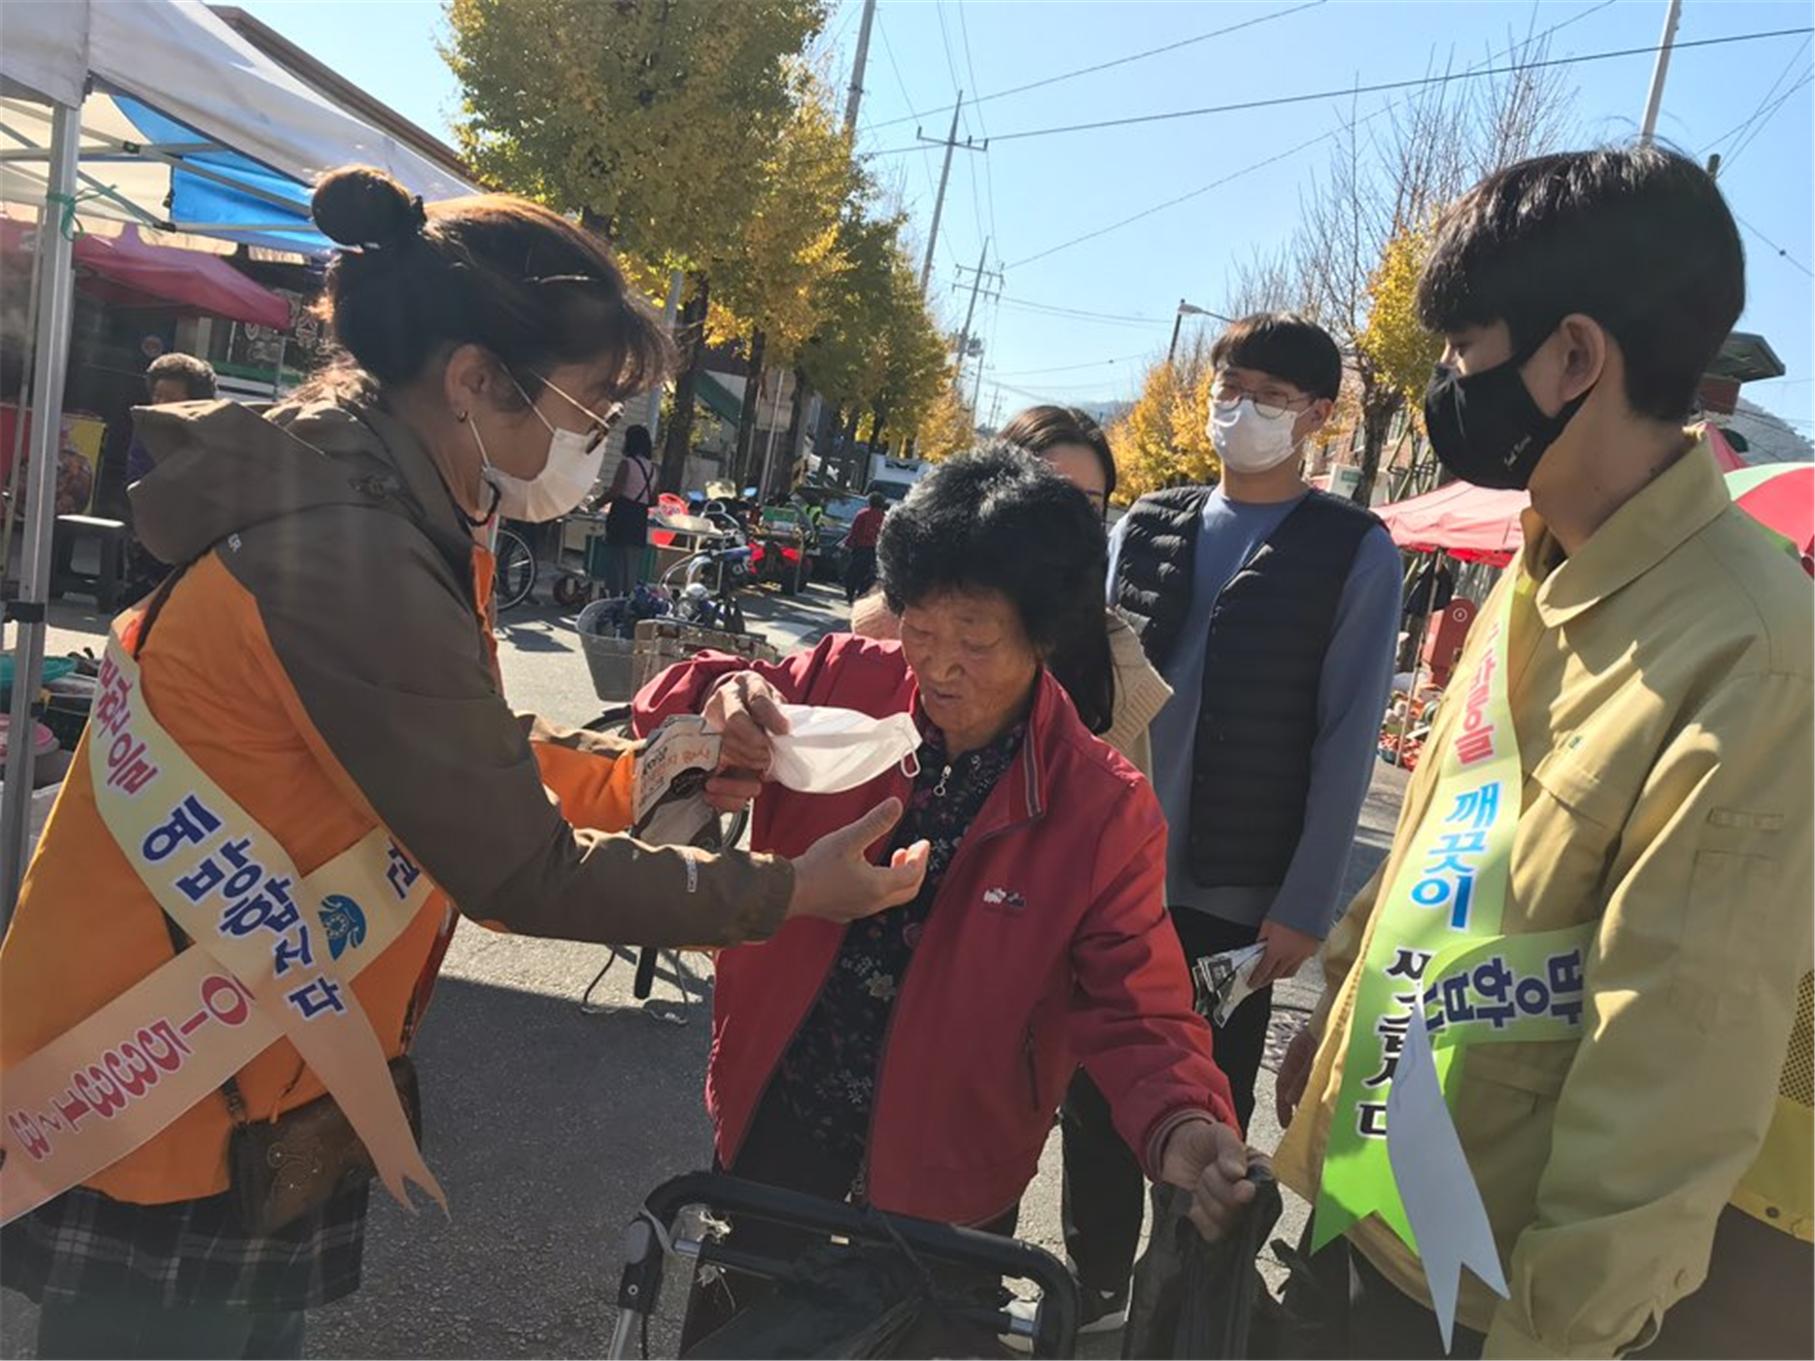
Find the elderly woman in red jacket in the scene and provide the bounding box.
[636,446,1251,1339]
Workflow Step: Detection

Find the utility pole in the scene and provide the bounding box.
[953,239,1001,396]
[1638,0,1684,145]
[843,0,878,135]
[1169,299,1222,364]
[917,93,985,291]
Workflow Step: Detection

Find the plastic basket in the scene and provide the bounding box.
[629,620,779,695]
[576,599,640,701]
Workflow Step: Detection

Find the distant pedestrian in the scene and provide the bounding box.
[124,353,217,603]
[842,490,887,604]
[602,423,656,596]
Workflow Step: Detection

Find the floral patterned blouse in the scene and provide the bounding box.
[770,717,1028,1190]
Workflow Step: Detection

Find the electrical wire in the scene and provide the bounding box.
[1697,35,1810,157]
[1006,0,1616,269]
[1726,71,1813,169]
[865,0,1330,132]
[984,25,1813,145]
[992,350,1153,377]
[1736,213,1815,280]
[956,0,1003,258]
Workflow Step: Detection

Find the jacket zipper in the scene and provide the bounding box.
[855,813,1036,1206]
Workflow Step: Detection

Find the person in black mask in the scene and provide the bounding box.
[1208,146,1815,1359]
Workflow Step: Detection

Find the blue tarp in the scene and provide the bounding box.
[113,95,329,255]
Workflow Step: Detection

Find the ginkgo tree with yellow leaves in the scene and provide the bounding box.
[1107,335,1219,503]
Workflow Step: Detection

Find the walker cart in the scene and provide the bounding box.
[607,1172,1082,1359]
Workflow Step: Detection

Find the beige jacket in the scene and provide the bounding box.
[1274,441,1813,1357]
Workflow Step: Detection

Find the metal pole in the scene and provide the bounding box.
[953,238,990,393]
[1638,0,1684,145]
[642,268,685,438]
[843,0,879,136]
[919,94,963,291]
[1168,300,1186,364]
[2,209,45,589]
[2,103,82,921]
[759,369,789,497]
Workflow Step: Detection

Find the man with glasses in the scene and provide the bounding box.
[1060,313,1401,1332]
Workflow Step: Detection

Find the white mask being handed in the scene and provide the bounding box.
[765,703,923,794]
[469,376,610,523]
[1208,397,1301,474]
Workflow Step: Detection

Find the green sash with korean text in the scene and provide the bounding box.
[1313,577,1593,1251]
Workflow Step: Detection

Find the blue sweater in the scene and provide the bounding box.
[1108,488,1401,937]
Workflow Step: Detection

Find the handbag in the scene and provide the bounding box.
[224,1054,424,1235]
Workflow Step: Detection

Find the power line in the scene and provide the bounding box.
[1698,35,1810,156]
[865,0,1330,133]
[1005,0,1616,269]
[992,351,1154,378]
[983,25,1813,145]
[1737,213,1815,280]
[1726,71,1813,169]
[955,0,1003,258]
[873,9,963,281]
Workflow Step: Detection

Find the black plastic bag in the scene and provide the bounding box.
[1123,1171,1284,1359]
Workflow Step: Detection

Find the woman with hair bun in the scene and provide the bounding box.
[0,166,925,1359]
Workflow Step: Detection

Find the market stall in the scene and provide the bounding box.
[0,0,477,916]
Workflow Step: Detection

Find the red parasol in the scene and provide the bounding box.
[1725,462,1814,570]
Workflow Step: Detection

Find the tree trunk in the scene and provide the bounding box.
[1350,378,1402,507]
[732,328,767,487]
[783,365,810,483]
[659,273,710,493]
[839,408,861,488]
[870,402,890,458]
[813,393,842,471]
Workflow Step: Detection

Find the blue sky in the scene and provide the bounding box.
[241,0,1813,434]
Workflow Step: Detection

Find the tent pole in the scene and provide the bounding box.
[2,102,82,924]
[2,203,46,589]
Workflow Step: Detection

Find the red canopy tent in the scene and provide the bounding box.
[0,218,289,328]
[1376,426,1750,566]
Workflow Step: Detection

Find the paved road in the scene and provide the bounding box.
[2,580,1408,1359]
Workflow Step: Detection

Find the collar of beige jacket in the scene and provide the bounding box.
[1520,434,1730,629]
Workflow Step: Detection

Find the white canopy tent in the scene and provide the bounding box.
[0,0,479,916]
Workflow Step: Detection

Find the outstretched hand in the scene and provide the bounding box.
[788,798,929,924]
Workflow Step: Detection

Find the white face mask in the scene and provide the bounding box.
[469,376,611,523]
[1208,397,1301,474]
[765,703,923,794]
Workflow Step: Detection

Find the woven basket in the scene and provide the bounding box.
[629,619,779,695]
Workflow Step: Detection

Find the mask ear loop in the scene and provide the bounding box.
[900,751,921,778]
[456,410,503,528]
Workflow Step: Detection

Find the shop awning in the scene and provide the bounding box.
[0,217,291,326]
[1375,480,1529,566]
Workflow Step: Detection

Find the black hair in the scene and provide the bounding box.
[622,424,654,460]
[879,443,1114,735]
[999,404,1118,503]
[867,491,889,511]
[1210,312,1343,401]
[306,165,670,408]
[145,352,217,400]
[1416,145,1744,422]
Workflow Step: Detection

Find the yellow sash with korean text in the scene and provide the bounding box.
[0,629,444,1225]
[1313,577,1593,1252]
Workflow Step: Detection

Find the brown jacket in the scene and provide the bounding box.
[1,395,790,1204]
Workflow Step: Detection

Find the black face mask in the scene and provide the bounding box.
[1422,331,1593,490]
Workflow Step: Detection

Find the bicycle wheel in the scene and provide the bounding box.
[494,527,538,611]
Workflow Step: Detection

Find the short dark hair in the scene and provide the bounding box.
[622,424,653,460]
[307,165,670,408]
[999,404,1118,503]
[868,491,889,511]
[1415,146,1744,422]
[145,352,217,400]
[879,444,1114,734]
[1210,313,1343,402]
